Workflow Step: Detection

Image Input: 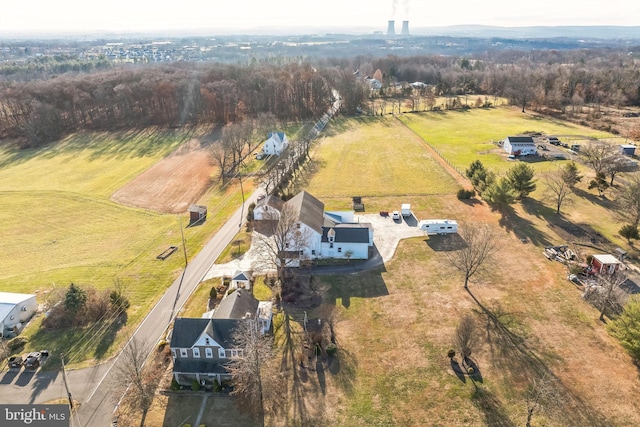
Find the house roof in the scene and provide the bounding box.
[172,358,230,375]
[0,293,35,324]
[592,254,621,265]
[285,191,325,234]
[506,136,535,144]
[212,289,259,320]
[266,132,287,144]
[257,195,285,212]
[188,204,207,214]
[170,318,242,349]
[232,271,251,282]
[321,225,371,244]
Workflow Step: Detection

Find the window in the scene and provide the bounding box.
[180,348,187,358]
[338,247,342,253]
[299,250,304,256]
[171,349,177,358]
[329,243,333,249]
[311,250,316,255]
[218,348,226,358]
[285,243,289,248]
[193,348,200,358]
[225,349,244,358]
[205,338,210,345]
[21,306,27,311]
[297,223,301,229]
[205,348,213,358]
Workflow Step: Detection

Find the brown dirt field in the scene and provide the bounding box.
[111,139,215,213]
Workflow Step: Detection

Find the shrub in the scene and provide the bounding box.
[326,343,338,357]
[209,287,217,300]
[170,379,180,391]
[8,336,27,351]
[457,188,475,200]
[447,349,456,359]
[212,379,222,392]
[191,379,201,392]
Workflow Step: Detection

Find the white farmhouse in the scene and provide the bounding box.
[262,132,289,156]
[503,136,537,156]
[253,191,374,264]
[0,292,38,338]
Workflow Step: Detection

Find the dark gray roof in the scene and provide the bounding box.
[506,136,535,143]
[259,195,284,211]
[172,358,230,375]
[212,289,259,320]
[232,271,251,281]
[321,225,371,243]
[285,191,324,234]
[170,318,243,349]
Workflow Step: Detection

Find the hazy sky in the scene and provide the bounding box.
[1,0,639,34]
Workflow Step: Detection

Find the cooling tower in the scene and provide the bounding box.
[387,20,395,36]
[401,21,409,35]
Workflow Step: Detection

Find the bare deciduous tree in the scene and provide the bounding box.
[616,173,640,228]
[545,169,573,214]
[525,373,560,427]
[445,223,499,290]
[227,319,283,425]
[584,270,628,321]
[252,203,312,283]
[115,338,159,427]
[580,143,621,178]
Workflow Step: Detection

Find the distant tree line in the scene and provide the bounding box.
[0,62,334,147]
[321,49,640,113]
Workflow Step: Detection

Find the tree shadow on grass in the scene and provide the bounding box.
[93,314,128,360]
[328,348,357,396]
[471,387,516,427]
[426,234,467,252]
[497,204,553,247]
[467,290,610,427]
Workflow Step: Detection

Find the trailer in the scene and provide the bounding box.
[418,219,458,235]
[401,204,412,217]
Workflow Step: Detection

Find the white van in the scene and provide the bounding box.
[418,219,458,235]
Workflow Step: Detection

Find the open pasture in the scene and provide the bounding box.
[304,116,461,201]
[398,108,618,174]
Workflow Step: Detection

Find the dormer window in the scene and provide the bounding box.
[297,223,301,229]
[327,227,335,243]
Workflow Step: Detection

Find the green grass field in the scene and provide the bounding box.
[304,116,461,200]
[398,108,618,175]
[0,128,252,367]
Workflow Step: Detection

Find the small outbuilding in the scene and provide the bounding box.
[0,292,38,338]
[188,204,207,224]
[619,144,636,156]
[591,254,622,274]
[503,136,537,156]
[230,271,252,291]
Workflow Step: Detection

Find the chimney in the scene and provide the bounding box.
[401,21,410,35]
[387,20,395,36]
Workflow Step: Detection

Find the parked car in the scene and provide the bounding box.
[257,194,266,202]
[8,355,23,369]
[24,352,42,370]
[547,137,561,145]
[392,211,401,220]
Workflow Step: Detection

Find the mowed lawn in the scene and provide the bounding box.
[398,107,618,175]
[0,128,246,367]
[305,116,460,199]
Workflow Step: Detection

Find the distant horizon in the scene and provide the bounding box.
[2,24,640,41]
[1,0,639,37]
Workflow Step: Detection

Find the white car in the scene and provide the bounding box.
[392,211,401,220]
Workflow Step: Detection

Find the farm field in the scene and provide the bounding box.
[0,128,250,367]
[265,107,640,426]
[398,107,620,174]
[303,116,461,205]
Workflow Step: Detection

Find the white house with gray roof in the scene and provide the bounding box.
[254,190,373,263]
[503,136,537,156]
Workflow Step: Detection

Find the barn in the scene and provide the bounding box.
[188,204,207,224]
[503,136,537,156]
[0,292,38,338]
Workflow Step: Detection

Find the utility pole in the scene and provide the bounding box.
[238,174,245,229]
[61,358,74,411]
